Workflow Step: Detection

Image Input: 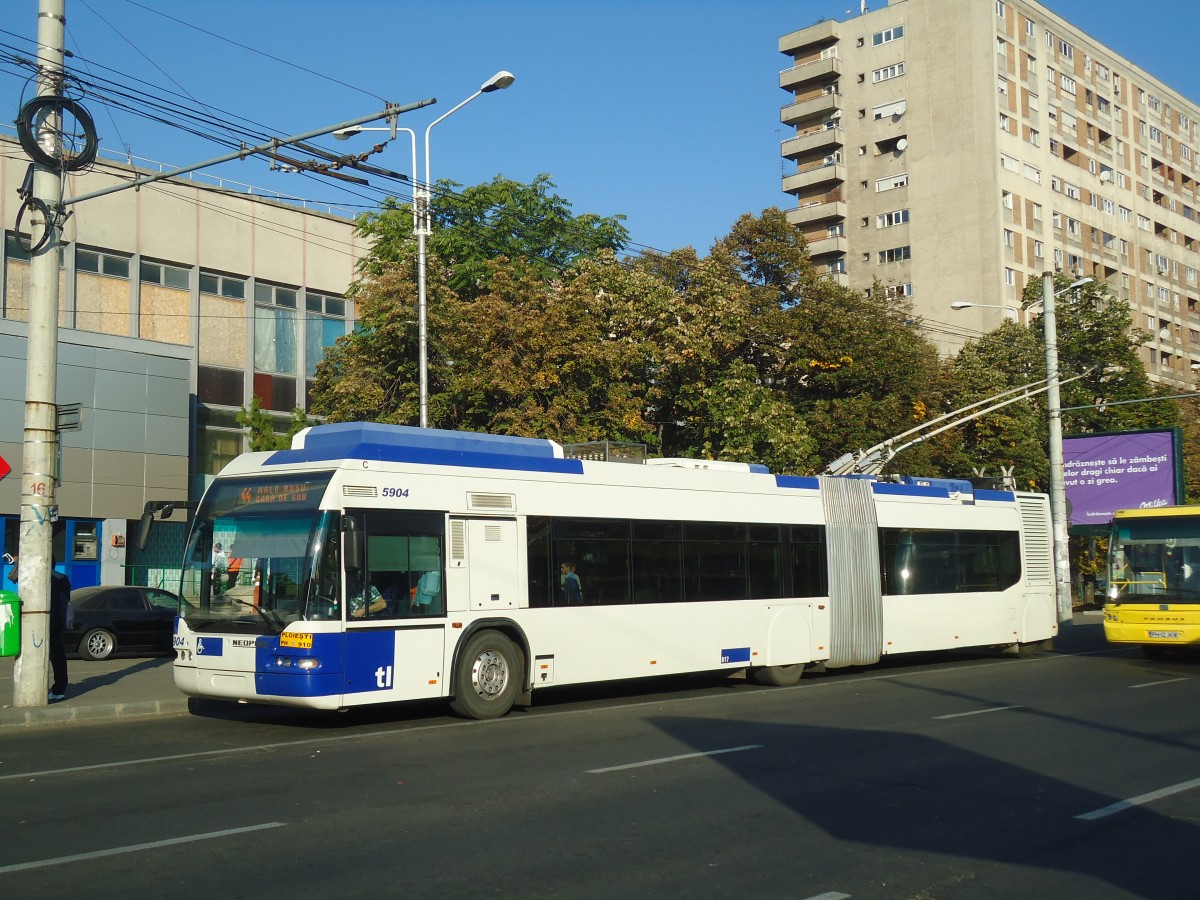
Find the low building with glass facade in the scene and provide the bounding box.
[0,135,368,587]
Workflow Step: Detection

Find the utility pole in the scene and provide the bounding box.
[1043,270,1073,624]
[13,0,65,707]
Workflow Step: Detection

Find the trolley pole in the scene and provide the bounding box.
[12,0,66,708]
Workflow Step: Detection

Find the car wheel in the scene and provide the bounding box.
[80,628,116,660]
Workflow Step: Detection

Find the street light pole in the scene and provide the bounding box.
[1042,271,1071,623]
[1043,272,1092,624]
[415,70,514,428]
[952,275,1091,624]
[337,71,515,429]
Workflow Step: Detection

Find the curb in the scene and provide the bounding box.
[0,697,191,729]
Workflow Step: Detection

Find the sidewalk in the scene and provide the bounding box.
[0,654,188,729]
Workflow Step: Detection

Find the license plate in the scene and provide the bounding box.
[1147,631,1182,640]
[280,632,313,649]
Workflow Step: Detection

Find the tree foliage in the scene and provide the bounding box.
[933,274,1179,491]
[237,396,312,451]
[355,174,629,296]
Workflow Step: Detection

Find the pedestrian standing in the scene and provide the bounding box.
[48,561,72,702]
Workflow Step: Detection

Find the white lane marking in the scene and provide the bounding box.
[0,822,285,874]
[0,719,476,782]
[1130,677,1190,689]
[1076,776,1200,821]
[587,744,762,774]
[800,894,851,900]
[0,646,1108,782]
[933,705,1022,720]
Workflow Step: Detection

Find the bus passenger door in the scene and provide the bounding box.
[453,517,519,612]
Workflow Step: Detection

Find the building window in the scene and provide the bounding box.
[1004,268,1016,285]
[876,209,910,228]
[1000,153,1019,173]
[1003,229,1015,247]
[1060,74,1076,95]
[872,62,906,83]
[139,259,190,345]
[872,25,904,46]
[998,76,1009,96]
[1058,39,1073,60]
[199,273,246,372]
[200,272,245,300]
[1034,240,1044,258]
[873,99,907,120]
[875,173,909,192]
[999,113,1013,133]
[996,0,1005,17]
[1064,182,1080,200]
[75,248,132,337]
[878,245,911,264]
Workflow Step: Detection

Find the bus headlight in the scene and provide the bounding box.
[296,657,320,670]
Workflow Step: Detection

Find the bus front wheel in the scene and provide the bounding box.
[450,631,522,720]
[750,663,804,687]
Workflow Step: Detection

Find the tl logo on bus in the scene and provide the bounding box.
[375,666,394,688]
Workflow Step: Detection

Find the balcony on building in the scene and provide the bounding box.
[782,124,843,160]
[780,54,842,92]
[779,19,839,57]
[786,198,847,228]
[782,160,845,196]
[806,235,848,258]
[782,91,842,126]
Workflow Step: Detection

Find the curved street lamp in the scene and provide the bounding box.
[952,274,1093,623]
[335,70,516,428]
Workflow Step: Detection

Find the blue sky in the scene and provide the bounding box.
[4,0,1199,256]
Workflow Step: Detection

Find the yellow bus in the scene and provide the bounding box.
[1106,506,1200,657]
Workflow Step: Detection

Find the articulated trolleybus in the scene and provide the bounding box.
[1105,505,1200,656]
[171,423,1057,719]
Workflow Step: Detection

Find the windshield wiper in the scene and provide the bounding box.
[225,596,284,633]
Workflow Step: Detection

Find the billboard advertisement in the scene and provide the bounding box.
[1062,428,1183,527]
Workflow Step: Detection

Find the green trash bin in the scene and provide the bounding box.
[0,590,20,657]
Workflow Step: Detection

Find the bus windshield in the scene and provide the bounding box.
[179,473,336,632]
[1109,515,1200,604]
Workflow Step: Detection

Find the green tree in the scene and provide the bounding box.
[356,174,629,296]
[237,396,312,451]
[934,275,1179,491]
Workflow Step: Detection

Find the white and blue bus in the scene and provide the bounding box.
[169,423,1057,719]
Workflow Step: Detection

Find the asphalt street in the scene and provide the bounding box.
[1,613,1197,898]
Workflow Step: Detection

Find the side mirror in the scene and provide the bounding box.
[136,505,155,551]
[342,516,363,573]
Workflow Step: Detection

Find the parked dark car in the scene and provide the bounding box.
[66,586,180,660]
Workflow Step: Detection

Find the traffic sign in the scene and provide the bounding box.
[0,454,9,481]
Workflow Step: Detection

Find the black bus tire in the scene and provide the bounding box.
[449,630,522,720]
[750,663,804,687]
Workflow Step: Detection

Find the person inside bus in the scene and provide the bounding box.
[224,544,244,593]
[411,568,442,615]
[348,572,387,619]
[560,562,583,605]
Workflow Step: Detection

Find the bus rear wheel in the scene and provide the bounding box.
[450,631,522,720]
[750,663,804,687]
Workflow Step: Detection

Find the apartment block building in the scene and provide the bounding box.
[0,135,366,587]
[779,0,1200,378]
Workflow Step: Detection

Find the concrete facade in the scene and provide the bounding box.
[779,0,1200,380]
